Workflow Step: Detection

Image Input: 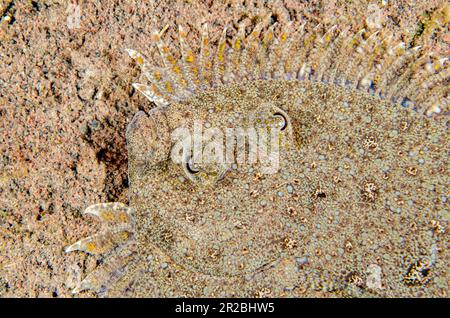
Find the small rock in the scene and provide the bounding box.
[296,256,309,265]
[366,264,383,290]
[287,184,294,194]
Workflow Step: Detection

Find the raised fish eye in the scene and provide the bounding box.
[273,112,288,131]
[186,155,200,174]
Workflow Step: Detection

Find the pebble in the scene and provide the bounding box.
[296,256,309,265]
[88,120,100,130]
[160,262,168,269]
[287,185,294,194]
[389,130,398,138]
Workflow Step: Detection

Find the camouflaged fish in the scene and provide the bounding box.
[65,5,449,297]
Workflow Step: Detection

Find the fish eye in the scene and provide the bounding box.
[273,112,288,130]
[185,155,200,174]
[181,152,230,185]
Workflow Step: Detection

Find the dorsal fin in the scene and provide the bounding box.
[127,11,448,117]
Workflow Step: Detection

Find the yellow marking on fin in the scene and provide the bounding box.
[218,42,227,62]
[159,24,169,36]
[103,211,114,221]
[235,39,241,50]
[186,54,195,63]
[173,65,182,74]
[168,55,176,64]
[152,84,162,96]
[119,213,128,222]
[87,242,97,253]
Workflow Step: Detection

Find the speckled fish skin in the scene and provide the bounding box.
[122,79,447,297]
